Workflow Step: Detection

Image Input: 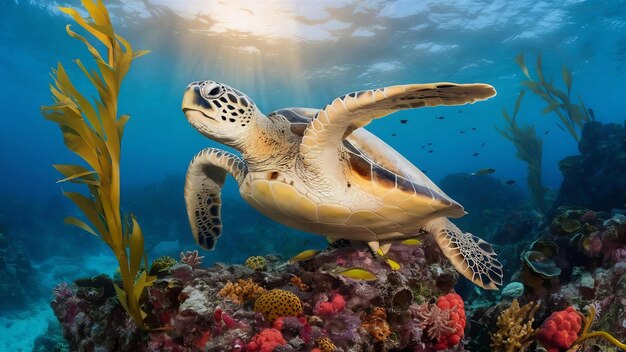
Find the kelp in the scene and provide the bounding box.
[41,0,153,329]
[497,91,549,215]
[516,54,593,142]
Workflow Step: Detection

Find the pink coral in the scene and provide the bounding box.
[180,250,204,267]
[536,306,582,352]
[315,293,346,316]
[246,328,287,352]
[411,293,466,350]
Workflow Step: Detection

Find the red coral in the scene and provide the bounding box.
[412,293,466,350]
[314,293,346,316]
[246,328,287,352]
[536,306,582,352]
[434,293,466,349]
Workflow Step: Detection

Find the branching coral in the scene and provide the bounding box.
[497,91,549,214]
[490,299,540,352]
[180,250,204,268]
[218,279,266,305]
[516,53,593,142]
[41,0,152,328]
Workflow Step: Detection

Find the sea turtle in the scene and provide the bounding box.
[181,80,503,289]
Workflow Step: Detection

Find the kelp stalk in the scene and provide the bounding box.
[41,0,153,329]
[497,91,549,215]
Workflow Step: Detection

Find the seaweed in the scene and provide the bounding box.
[516,54,593,142]
[40,0,153,328]
[497,91,549,215]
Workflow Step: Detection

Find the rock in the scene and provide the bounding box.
[553,121,626,212]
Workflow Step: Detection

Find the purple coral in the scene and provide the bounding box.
[180,250,204,267]
[53,282,74,301]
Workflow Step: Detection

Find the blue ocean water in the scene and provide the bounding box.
[1,0,625,350]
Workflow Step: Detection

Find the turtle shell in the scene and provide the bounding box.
[269,108,464,221]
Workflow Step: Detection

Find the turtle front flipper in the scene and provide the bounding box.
[300,83,495,173]
[185,148,247,250]
[423,217,503,290]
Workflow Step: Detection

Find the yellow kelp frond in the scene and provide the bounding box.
[516,53,592,142]
[41,0,153,329]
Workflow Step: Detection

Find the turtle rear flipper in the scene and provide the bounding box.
[424,217,503,290]
[184,148,247,250]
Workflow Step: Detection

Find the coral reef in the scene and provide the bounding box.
[50,236,470,351]
[553,121,626,212]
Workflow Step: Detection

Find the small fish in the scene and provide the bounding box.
[480,142,486,147]
[458,110,463,113]
[460,130,465,134]
[336,267,378,281]
[503,179,516,185]
[436,116,445,120]
[401,239,422,246]
[428,150,433,153]
[428,142,432,146]
[471,127,476,131]
[472,168,495,175]
[290,249,320,262]
[545,130,550,135]
[421,145,425,149]
[472,153,479,157]
[392,133,397,136]
[385,257,400,271]
[400,119,408,124]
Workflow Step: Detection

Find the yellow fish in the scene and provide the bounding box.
[375,248,401,271]
[385,258,400,271]
[401,239,422,246]
[336,267,378,281]
[290,249,320,262]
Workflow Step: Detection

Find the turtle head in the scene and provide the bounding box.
[182,81,258,148]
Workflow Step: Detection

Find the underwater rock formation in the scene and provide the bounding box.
[468,207,626,351]
[0,231,41,311]
[50,237,472,351]
[554,121,626,212]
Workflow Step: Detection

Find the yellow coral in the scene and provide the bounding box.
[361,307,391,342]
[253,289,303,321]
[316,337,336,352]
[218,279,265,305]
[245,256,267,271]
[490,299,539,352]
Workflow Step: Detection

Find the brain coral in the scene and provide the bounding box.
[254,289,303,321]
